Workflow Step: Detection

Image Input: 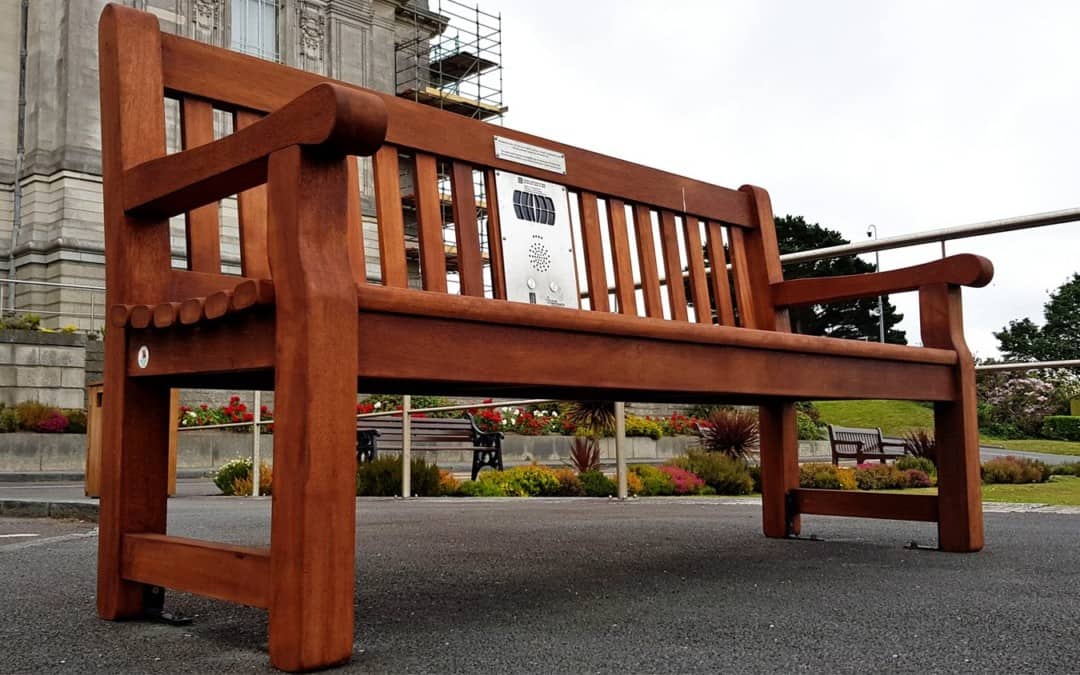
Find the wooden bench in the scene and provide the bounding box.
[96,4,993,670]
[827,424,909,464]
[356,414,503,480]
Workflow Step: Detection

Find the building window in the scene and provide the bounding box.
[231,0,278,61]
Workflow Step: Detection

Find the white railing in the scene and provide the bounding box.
[0,277,106,331]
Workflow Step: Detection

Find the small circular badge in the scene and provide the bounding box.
[137,345,150,369]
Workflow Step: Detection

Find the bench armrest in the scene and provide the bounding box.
[124,83,387,219]
[771,254,993,308]
[465,413,504,440]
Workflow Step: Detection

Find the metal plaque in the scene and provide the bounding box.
[495,171,579,308]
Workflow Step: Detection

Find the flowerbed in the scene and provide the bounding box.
[0,401,87,434]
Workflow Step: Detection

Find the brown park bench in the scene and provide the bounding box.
[827,424,909,464]
[356,414,503,480]
[96,4,994,670]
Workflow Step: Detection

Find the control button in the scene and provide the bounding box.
[527,278,536,289]
[549,281,559,293]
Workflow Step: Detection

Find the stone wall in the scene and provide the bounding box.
[0,329,86,408]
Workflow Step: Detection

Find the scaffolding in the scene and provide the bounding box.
[395,0,506,122]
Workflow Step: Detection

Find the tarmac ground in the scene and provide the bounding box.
[1,493,1079,674]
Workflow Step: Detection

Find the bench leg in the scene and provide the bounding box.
[759,402,800,538]
[97,328,172,619]
[266,146,359,671]
[934,390,984,553]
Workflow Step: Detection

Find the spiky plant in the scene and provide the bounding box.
[699,407,759,460]
[560,400,617,438]
[903,428,937,466]
[567,436,601,473]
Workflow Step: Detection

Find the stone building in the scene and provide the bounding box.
[0,0,504,329]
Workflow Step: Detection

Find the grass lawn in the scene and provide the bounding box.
[891,476,1080,506]
[813,400,933,436]
[979,438,1080,457]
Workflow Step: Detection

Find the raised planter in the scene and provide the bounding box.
[0,329,88,409]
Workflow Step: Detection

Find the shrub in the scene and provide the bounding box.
[629,465,675,496]
[658,412,702,436]
[854,463,907,490]
[560,401,617,438]
[567,436,600,473]
[1042,416,1080,441]
[0,406,17,432]
[896,455,936,477]
[903,428,937,465]
[624,415,664,439]
[901,469,933,488]
[230,464,273,496]
[0,313,42,331]
[64,409,88,434]
[36,410,69,433]
[672,451,753,495]
[359,394,458,418]
[836,467,858,490]
[980,375,1057,437]
[625,471,644,496]
[578,470,616,497]
[14,401,60,432]
[551,468,585,496]
[1049,462,1080,477]
[797,410,825,440]
[458,479,506,497]
[438,469,461,496]
[656,465,706,495]
[699,408,759,460]
[493,465,561,497]
[213,457,272,496]
[980,456,1050,484]
[356,456,442,496]
[748,464,762,493]
[800,463,844,490]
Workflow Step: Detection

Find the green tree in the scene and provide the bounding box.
[773,215,906,344]
[994,273,1080,361]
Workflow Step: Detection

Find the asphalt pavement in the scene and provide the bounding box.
[1,496,1079,674]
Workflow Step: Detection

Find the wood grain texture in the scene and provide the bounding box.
[632,204,663,318]
[413,153,447,292]
[759,402,800,537]
[658,211,687,321]
[180,97,222,272]
[606,199,636,315]
[483,170,507,299]
[265,146,358,670]
[233,110,271,279]
[577,192,609,312]
[159,32,755,226]
[372,146,408,287]
[683,216,710,323]
[705,222,735,326]
[450,162,484,296]
[121,533,270,608]
[772,254,994,307]
[152,302,180,328]
[921,283,984,552]
[793,489,939,522]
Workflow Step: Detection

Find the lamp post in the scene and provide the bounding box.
[866,224,885,343]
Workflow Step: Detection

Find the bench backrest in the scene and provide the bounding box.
[827,425,884,451]
[358,416,477,444]
[100,4,789,333]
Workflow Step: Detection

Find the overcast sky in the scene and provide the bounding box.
[487,0,1079,357]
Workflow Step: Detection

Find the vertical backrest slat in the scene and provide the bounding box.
[577,191,609,312]
[482,170,507,299]
[658,210,687,321]
[371,145,408,288]
[606,198,635,315]
[180,97,221,273]
[632,204,663,318]
[413,153,447,292]
[233,110,270,279]
[345,156,366,286]
[727,226,757,328]
[705,221,735,326]
[450,162,484,296]
[683,216,711,324]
